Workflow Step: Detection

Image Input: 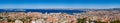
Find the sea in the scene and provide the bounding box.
[0,9,86,14]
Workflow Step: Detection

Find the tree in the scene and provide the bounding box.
[94,21,107,23]
[111,20,120,23]
[77,18,86,23]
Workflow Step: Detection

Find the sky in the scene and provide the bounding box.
[0,0,119,9]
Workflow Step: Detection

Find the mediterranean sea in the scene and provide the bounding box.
[0,9,86,14]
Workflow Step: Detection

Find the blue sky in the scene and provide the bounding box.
[0,0,119,9]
